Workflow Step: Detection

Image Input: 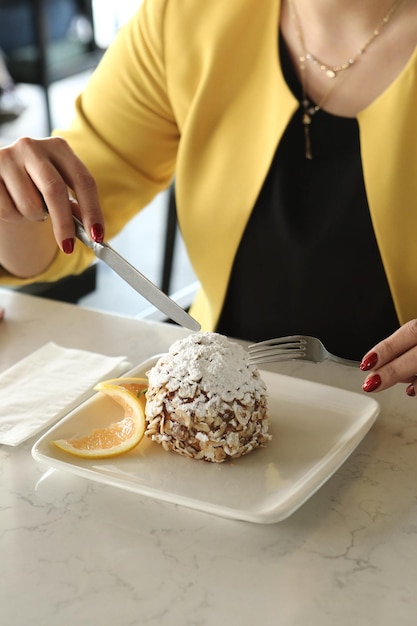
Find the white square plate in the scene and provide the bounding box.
[32,356,380,524]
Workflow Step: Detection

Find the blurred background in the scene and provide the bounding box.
[0,0,196,318]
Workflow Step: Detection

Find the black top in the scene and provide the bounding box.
[216,35,399,360]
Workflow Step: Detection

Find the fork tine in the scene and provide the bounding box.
[248,335,304,353]
[249,349,305,364]
[248,341,300,355]
[247,335,307,365]
[248,335,360,367]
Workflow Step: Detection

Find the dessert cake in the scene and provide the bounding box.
[145,332,270,462]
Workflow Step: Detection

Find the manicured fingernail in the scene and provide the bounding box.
[91,223,104,243]
[360,352,378,371]
[362,374,382,393]
[62,238,74,254]
[406,383,416,397]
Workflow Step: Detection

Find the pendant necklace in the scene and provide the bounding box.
[287,0,404,159]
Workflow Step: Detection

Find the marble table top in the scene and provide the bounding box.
[1,287,417,626]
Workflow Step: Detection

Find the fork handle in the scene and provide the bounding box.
[328,354,360,368]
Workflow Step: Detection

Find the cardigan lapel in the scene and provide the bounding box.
[174,0,298,329]
[358,42,417,324]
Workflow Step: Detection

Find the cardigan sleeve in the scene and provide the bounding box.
[58,0,179,239]
[0,0,178,287]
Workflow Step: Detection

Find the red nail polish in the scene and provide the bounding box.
[360,352,378,371]
[406,384,416,397]
[362,374,382,393]
[91,223,104,243]
[62,238,74,254]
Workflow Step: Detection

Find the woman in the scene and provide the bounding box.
[0,0,416,395]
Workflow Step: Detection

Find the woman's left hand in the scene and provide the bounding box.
[360,320,417,396]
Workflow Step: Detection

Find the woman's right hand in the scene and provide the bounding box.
[0,136,104,277]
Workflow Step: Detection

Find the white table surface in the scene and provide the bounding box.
[1,287,417,626]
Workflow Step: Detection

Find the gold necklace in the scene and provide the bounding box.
[290,0,403,79]
[298,56,341,160]
[288,0,403,159]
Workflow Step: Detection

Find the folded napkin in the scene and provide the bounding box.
[0,342,131,446]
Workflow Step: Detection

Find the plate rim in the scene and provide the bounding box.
[31,355,380,524]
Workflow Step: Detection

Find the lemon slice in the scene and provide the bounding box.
[95,377,148,409]
[53,377,148,459]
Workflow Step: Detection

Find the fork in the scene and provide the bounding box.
[247,335,359,367]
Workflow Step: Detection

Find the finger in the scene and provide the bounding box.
[1,137,104,246]
[0,181,49,223]
[32,161,78,246]
[406,381,416,397]
[0,138,71,239]
[0,157,72,251]
[0,307,4,321]
[61,163,103,242]
[361,325,417,393]
[0,178,22,222]
[362,355,417,394]
[27,137,104,241]
[360,320,417,371]
[0,162,50,223]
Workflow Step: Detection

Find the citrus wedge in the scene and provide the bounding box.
[94,377,148,410]
[52,377,148,459]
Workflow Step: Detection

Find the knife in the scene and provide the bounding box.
[73,216,201,331]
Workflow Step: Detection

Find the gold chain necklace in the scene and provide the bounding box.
[290,0,403,79]
[288,0,403,159]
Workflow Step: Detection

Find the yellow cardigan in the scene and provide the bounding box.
[3,0,417,329]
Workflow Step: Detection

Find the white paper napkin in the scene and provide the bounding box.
[0,342,132,446]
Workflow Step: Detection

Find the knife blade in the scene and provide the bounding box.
[73,216,200,331]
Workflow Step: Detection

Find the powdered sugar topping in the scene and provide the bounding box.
[147,332,266,406]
